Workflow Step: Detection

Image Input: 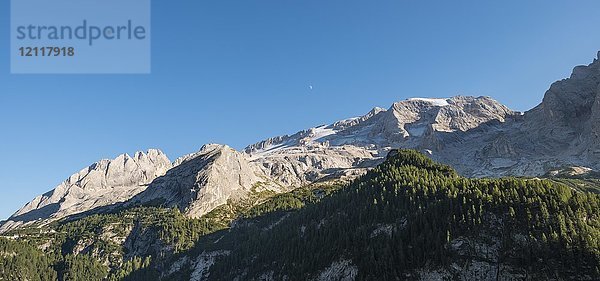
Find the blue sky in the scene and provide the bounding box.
[2,0,600,219]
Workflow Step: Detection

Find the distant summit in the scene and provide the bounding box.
[4,52,600,233]
[0,149,172,232]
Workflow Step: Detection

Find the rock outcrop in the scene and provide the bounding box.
[0,149,172,232]
[129,144,280,218]
[5,52,600,232]
[245,95,518,182]
[448,52,600,176]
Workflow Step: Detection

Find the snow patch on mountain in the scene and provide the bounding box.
[408,97,450,106]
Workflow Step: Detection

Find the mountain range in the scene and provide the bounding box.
[3,52,600,234]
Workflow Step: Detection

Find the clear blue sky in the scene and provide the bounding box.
[2,0,600,219]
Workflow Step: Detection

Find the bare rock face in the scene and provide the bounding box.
[130,96,514,220]
[0,149,172,232]
[6,52,600,232]
[244,55,600,178]
[244,96,516,184]
[243,96,512,156]
[129,144,279,218]
[458,52,600,176]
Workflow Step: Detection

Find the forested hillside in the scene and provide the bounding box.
[201,150,600,280]
[2,150,599,280]
[0,206,227,281]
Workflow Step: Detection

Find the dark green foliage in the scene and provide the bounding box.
[0,207,226,280]
[0,238,57,281]
[243,184,341,219]
[3,150,600,280]
[56,207,226,254]
[549,177,600,194]
[206,150,600,280]
[59,254,109,281]
[108,256,153,281]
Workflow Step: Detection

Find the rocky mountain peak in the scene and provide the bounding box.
[0,149,172,232]
[129,144,276,218]
[514,54,600,162]
[134,148,167,161]
[8,53,600,233]
[174,144,230,166]
[373,96,514,142]
[538,55,600,126]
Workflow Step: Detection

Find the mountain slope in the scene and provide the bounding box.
[245,95,516,187]
[4,150,598,281]
[128,144,282,218]
[170,150,600,280]
[451,52,600,176]
[0,149,172,232]
[1,96,515,232]
[6,52,600,235]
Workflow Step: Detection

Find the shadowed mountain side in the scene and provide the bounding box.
[126,144,283,219]
[7,203,61,223]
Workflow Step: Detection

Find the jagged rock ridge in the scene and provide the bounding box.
[0,149,172,232]
[4,52,600,232]
[128,144,282,218]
